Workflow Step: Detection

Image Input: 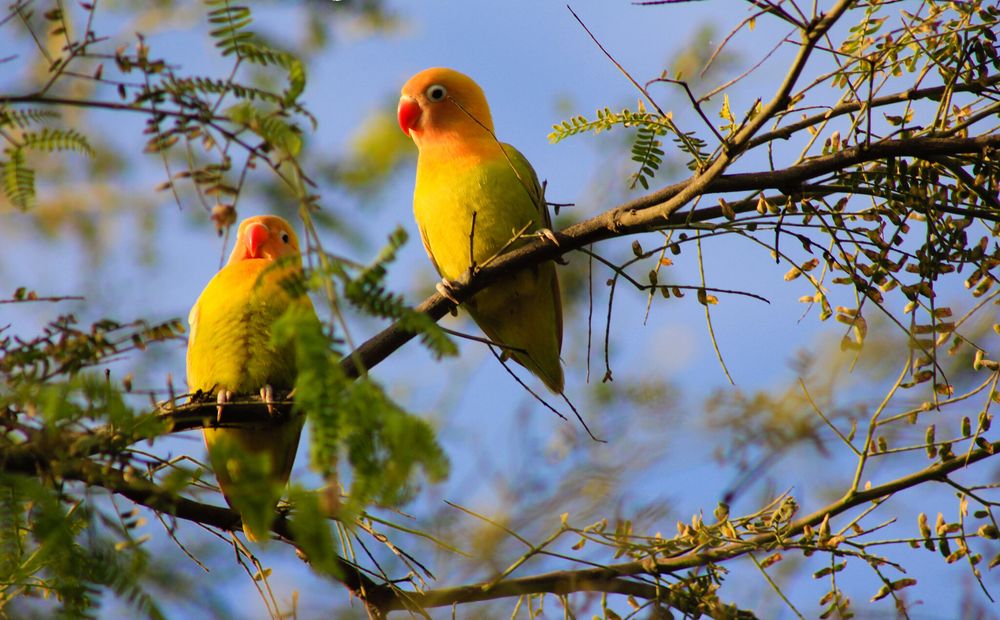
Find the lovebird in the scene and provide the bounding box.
[187,214,315,540]
[398,67,564,392]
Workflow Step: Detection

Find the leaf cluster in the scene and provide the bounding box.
[0,310,184,617]
[2,0,1000,618]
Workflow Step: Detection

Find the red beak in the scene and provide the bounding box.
[397,96,421,136]
[244,222,269,259]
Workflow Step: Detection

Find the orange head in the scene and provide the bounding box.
[226,215,303,265]
[398,67,495,148]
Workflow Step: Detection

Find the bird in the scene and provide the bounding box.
[186,214,316,540]
[398,67,564,393]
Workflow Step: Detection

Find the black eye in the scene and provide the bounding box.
[281,232,290,244]
[425,84,447,102]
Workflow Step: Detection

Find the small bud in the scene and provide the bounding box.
[211,204,237,236]
[925,425,937,458]
[718,197,735,220]
[756,194,768,215]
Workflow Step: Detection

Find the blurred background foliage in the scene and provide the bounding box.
[2,0,1000,618]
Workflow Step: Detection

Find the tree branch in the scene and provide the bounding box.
[11,410,996,616]
[0,94,230,123]
[148,132,1000,432]
[746,74,1000,149]
[555,440,998,580]
[382,566,757,619]
[341,133,1000,381]
[372,439,999,613]
[0,441,394,618]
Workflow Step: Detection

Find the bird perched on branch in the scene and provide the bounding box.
[187,214,315,540]
[398,67,564,393]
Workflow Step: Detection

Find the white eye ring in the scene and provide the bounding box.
[281,232,290,244]
[425,84,447,102]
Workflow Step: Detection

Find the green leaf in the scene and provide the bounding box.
[340,228,457,359]
[272,304,450,513]
[339,378,450,507]
[226,101,303,157]
[20,128,95,156]
[0,108,60,129]
[2,149,35,211]
[286,487,341,578]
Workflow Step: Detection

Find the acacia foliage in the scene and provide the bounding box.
[2,1,1000,619]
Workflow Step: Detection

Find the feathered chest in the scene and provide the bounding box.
[413,149,542,280]
[186,260,300,393]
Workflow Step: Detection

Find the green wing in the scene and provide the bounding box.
[501,143,551,229]
[499,142,563,358]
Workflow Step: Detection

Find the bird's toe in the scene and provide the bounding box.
[260,384,276,417]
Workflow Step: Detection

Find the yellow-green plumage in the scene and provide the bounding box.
[187,259,300,394]
[187,215,314,540]
[400,68,564,392]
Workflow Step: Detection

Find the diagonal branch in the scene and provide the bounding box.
[83,132,998,445]
[381,567,757,619]
[340,133,1000,381]
[10,408,996,616]
[640,0,855,219]
[0,441,394,617]
[374,439,999,613]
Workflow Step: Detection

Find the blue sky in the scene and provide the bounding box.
[2,1,997,618]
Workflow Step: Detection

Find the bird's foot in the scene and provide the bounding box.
[216,390,233,423]
[537,228,568,264]
[538,227,560,247]
[435,278,461,305]
[260,384,276,417]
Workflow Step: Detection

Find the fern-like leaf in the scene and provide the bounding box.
[205,1,254,58]
[272,308,450,513]
[2,149,35,211]
[203,2,307,106]
[163,75,276,104]
[342,228,457,359]
[673,131,710,171]
[548,107,671,143]
[0,480,25,581]
[629,123,667,190]
[339,378,450,507]
[551,106,711,173]
[20,128,95,157]
[226,101,303,157]
[236,42,307,104]
[87,548,165,620]
[0,108,60,129]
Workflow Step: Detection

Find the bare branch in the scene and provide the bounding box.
[356,439,1000,614]
[341,133,1000,379]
